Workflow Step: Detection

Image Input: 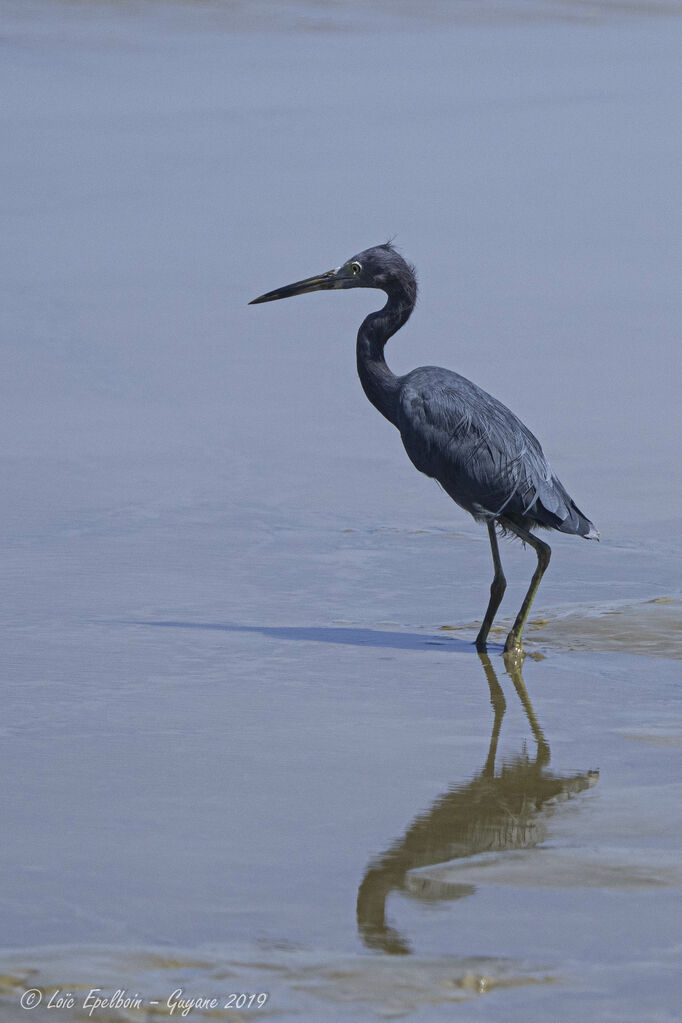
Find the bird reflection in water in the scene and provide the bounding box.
[356,653,598,955]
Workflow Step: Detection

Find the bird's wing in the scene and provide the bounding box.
[397,368,565,525]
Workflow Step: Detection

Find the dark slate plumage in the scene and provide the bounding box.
[250,242,598,653]
[397,367,597,537]
[348,243,597,541]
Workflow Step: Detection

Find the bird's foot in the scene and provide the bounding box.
[475,622,495,651]
[503,635,526,661]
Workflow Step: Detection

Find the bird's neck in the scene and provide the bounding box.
[356,284,415,427]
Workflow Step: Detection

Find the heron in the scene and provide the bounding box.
[250,243,598,654]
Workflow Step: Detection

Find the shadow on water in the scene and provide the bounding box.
[356,653,598,955]
[126,620,478,653]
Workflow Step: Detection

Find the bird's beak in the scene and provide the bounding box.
[249,267,341,305]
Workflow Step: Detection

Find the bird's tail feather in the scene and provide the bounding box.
[536,476,599,539]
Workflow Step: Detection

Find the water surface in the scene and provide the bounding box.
[1,1,681,1020]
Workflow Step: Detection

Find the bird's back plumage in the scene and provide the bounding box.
[397,367,597,538]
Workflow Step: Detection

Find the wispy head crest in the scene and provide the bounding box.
[380,238,417,301]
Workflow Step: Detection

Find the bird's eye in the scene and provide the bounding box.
[350,261,362,276]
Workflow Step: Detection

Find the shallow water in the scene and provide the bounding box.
[1,1,681,1020]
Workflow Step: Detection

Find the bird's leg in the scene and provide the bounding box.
[475,521,507,651]
[501,521,551,655]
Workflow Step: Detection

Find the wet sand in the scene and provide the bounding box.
[1,1,681,1020]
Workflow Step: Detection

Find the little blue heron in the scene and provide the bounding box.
[250,243,598,654]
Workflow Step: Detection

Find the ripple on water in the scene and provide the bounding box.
[0,946,555,1021]
[476,597,682,660]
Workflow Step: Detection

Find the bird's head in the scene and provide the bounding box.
[249,242,417,306]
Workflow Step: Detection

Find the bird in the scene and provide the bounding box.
[250,242,598,655]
